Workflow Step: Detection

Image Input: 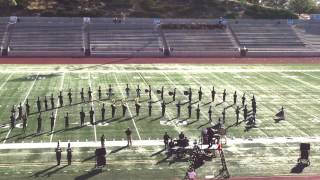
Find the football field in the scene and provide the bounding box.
[0,63,319,179]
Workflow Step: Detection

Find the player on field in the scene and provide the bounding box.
[252,95,256,115]
[222,89,227,102]
[55,142,62,165]
[107,85,113,99]
[161,100,166,117]
[161,86,164,100]
[163,132,170,148]
[136,85,141,98]
[222,108,226,124]
[65,112,69,129]
[80,88,85,102]
[125,84,130,98]
[22,113,27,132]
[10,113,15,129]
[80,107,85,126]
[11,105,16,116]
[89,106,94,125]
[122,100,128,117]
[18,102,22,120]
[68,89,72,105]
[44,96,48,111]
[148,100,152,116]
[176,101,181,118]
[37,113,42,133]
[50,112,55,132]
[88,87,92,102]
[208,105,212,123]
[235,106,240,125]
[242,93,246,107]
[101,103,106,121]
[148,85,152,100]
[67,143,72,165]
[233,91,237,104]
[198,87,203,102]
[196,104,200,121]
[187,101,192,118]
[188,88,192,102]
[211,86,216,102]
[243,105,248,121]
[98,86,102,100]
[172,88,176,101]
[26,99,30,116]
[135,98,141,116]
[36,97,41,112]
[101,134,105,147]
[50,93,55,109]
[111,99,116,118]
[125,127,132,147]
[58,91,63,107]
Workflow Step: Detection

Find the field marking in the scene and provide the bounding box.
[112,73,142,140]
[255,72,319,118]
[279,72,320,90]
[88,72,97,142]
[3,73,40,144]
[49,72,65,142]
[252,72,315,136]
[2,69,320,74]
[0,136,320,149]
[132,68,180,132]
[0,73,13,91]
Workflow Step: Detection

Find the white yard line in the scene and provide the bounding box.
[49,72,65,142]
[3,73,40,144]
[112,73,142,140]
[0,73,13,91]
[0,136,319,150]
[2,69,320,74]
[88,72,97,142]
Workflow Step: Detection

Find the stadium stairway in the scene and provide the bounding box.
[89,19,163,57]
[7,17,84,57]
[0,17,9,56]
[229,20,320,57]
[293,22,320,51]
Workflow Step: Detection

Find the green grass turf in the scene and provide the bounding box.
[0,64,319,179]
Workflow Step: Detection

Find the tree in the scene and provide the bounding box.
[289,0,316,15]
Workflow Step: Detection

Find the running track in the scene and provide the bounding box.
[0,57,319,64]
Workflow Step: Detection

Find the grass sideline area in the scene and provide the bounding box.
[0,64,319,179]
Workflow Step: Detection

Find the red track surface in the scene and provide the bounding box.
[0,57,319,64]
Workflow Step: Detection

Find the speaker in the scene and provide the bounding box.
[96,148,106,166]
[300,143,310,151]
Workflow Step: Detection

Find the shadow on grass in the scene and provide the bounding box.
[45,165,69,177]
[150,148,166,157]
[74,168,102,180]
[110,145,127,154]
[32,165,58,177]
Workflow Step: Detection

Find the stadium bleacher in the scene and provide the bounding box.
[229,20,318,56]
[0,17,319,57]
[8,17,83,56]
[164,28,239,57]
[89,18,163,57]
